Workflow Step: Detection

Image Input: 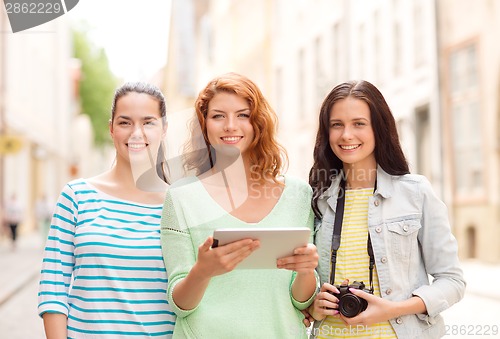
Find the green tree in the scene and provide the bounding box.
[73,28,117,146]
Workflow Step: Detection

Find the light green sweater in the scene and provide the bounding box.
[160,175,317,338]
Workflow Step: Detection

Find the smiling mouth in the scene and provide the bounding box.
[340,144,360,150]
[127,143,148,150]
[221,136,243,143]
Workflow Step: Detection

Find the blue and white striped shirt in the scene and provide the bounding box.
[38,179,175,338]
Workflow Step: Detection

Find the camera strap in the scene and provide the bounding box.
[329,179,376,293]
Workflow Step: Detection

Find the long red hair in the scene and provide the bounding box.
[185,73,287,183]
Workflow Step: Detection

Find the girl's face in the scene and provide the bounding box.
[110,92,166,165]
[205,92,255,158]
[329,97,376,170]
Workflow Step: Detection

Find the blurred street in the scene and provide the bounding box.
[0,231,45,338]
[0,231,499,338]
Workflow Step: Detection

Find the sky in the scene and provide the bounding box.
[67,0,172,81]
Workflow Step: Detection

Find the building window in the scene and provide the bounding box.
[449,44,482,195]
[413,2,425,66]
[373,10,381,83]
[331,22,341,84]
[298,48,306,120]
[358,23,366,77]
[314,36,325,104]
[393,20,402,76]
[450,44,477,93]
[415,105,431,179]
[466,226,477,259]
[275,67,283,119]
[200,15,214,64]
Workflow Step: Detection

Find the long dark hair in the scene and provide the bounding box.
[309,80,409,217]
[111,82,170,184]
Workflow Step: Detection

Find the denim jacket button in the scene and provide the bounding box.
[396,317,403,324]
[403,225,409,232]
[381,257,387,263]
[375,226,382,233]
[374,200,380,206]
[386,288,392,295]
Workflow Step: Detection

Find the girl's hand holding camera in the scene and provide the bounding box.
[309,282,422,327]
[309,283,342,321]
[336,288,394,326]
[340,289,425,327]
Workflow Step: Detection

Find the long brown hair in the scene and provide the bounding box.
[184,73,287,183]
[309,80,409,217]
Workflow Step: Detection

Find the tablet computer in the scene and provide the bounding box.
[212,227,311,269]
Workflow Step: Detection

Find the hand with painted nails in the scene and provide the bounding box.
[309,283,342,321]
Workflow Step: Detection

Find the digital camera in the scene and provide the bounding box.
[329,281,372,318]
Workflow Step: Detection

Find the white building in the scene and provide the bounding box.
[0,13,85,233]
[271,0,442,187]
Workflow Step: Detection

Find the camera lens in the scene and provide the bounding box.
[338,294,366,318]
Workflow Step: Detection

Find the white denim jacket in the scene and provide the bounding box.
[313,167,466,338]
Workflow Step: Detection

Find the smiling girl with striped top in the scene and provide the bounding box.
[38,82,175,338]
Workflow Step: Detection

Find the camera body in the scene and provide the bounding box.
[330,281,372,318]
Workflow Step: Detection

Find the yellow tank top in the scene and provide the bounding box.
[315,188,397,339]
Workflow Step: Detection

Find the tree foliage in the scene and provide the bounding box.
[73,28,117,146]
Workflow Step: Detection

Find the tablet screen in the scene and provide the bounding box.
[212,227,310,269]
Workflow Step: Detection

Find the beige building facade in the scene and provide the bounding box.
[437,0,500,262]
